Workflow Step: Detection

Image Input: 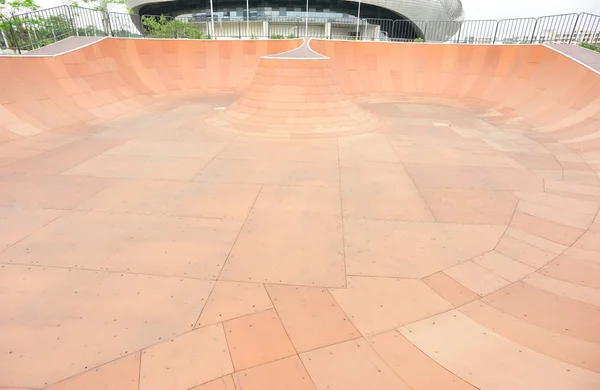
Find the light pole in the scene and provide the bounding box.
[305,0,309,37]
[355,0,361,40]
[246,0,250,38]
[210,0,215,39]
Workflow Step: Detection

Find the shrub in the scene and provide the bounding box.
[270,34,284,39]
[579,42,600,53]
[286,33,295,39]
[414,37,425,43]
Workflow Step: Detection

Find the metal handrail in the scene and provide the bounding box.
[2,6,599,53]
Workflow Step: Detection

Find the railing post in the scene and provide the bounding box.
[492,20,499,44]
[67,6,77,36]
[7,17,21,54]
[530,17,539,43]
[568,13,581,44]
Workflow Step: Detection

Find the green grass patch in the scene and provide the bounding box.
[578,42,600,53]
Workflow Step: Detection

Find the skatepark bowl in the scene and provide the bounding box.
[1,36,600,389]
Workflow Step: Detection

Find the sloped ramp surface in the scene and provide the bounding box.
[0,37,600,390]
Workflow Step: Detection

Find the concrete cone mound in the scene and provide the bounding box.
[206,40,383,138]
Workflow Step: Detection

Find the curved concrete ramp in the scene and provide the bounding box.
[1,37,600,389]
[311,40,600,151]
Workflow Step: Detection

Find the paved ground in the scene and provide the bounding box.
[0,38,599,389]
[20,36,106,56]
[548,43,600,73]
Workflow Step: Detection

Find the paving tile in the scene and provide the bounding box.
[0,206,63,250]
[196,281,273,327]
[545,180,600,201]
[194,159,339,187]
[61,154,211,180]
[524,273,600,306]
[420,188,517,224]
[460,301,600,372]
[266,284,360,352]
[512,191,599,215]
[510,211,584,246]
[233,356,316,390]
[0,174,113,210]
[220,185,345,287]
[393,146,521,167]
[329,276,452,336]
[539,253,600,290]
[344,219,504,278]
[505,227,567,254]
[338,133,399,162]
[218,140,337,162]
[45,352,140,390]
[473,250,535,282]
[139,324,233,390]
[400,310,600,390]
[368,330,477,390]
[77,180,261,220]
[405,163,544,191]
[496,235,557,268]
[300,338,410,390]
[190,375,236,390]
[422,272,480,307]
[574,230,600,252]
[340,161,433,221]
[224,309,295,370]
[1,138,122,175]
[0,210,241,279]
[517,201,594,230]
[483,282,600,344]
[0,265,213,389]
[105,140,227,159]
[444,261,511,296]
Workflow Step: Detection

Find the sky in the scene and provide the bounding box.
[32,0,600,19]
[461,0,600,20]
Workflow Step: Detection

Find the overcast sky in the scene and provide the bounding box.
[34,0,600,19]
[462,0,600,20]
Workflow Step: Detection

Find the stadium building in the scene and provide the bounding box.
[126,0,465,41]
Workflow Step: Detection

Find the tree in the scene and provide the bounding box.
[142,15,210,39]
[64,0,128,37]
[0,0,39,18]
[63,0,126,13]
[0,0,39,50]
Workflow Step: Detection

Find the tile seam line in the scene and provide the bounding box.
[367,327,481,390]
[336,137,348,288]
[0,261,221,282]
[468,212,595,328]
[0,210,65,256]
[45,306,274,390]
[38,350,141,390]
[193,185,264,328]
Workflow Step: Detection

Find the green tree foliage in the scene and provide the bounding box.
[1,0,38,49]
[142,15,210,39]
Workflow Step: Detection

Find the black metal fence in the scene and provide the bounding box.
[1,6,599,54]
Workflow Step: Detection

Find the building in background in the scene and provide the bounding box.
[126,0,465,41]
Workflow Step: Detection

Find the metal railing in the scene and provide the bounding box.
[1,6,599,54]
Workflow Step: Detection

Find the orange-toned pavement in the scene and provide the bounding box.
[0,37,600,389]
